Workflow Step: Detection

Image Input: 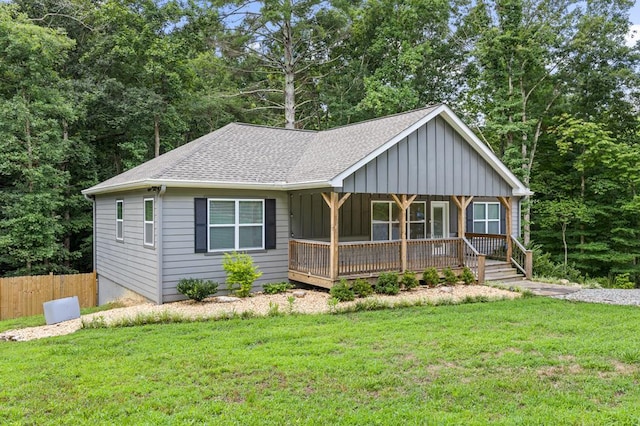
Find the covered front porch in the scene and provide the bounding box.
[287,191,532,288]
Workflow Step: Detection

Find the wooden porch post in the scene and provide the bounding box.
[498,196,513,261]
[391,194,417,272]
[451,195,473,239]
[477,254,486,285]
[321,192,351,281]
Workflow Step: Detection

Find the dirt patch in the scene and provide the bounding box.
[0,285,518,342]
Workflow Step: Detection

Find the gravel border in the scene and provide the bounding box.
[554,289,640,306]
[0,285,518,342]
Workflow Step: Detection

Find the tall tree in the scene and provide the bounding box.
[221,0,352,128]
[0,5,77,275]
[460,0,581,244]
[350,0,458,117]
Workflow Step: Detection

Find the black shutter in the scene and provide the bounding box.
[466,204,474,234]
[265,198,276,249]
[194,198,207,253]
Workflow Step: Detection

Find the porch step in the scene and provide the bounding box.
[484,262,525,283]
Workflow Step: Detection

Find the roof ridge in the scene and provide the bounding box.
[321,104,442,132]
[232,122,319,133]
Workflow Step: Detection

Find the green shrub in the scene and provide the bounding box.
[263,282,293,294]
[401,271,419,290]
[375,272,400,295]
[443,267,458,285]
[531,244,583,282]
[176,278,219,302]
[459,267,476,285]
[422,267,440,287]
[613,273,635,289]
[330,279,355,302]
[352,278,374,298]
[222,252,262,297]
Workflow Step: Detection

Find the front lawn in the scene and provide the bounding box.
[1,298,639,424]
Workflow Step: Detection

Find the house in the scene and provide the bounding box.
[82,104,533,304]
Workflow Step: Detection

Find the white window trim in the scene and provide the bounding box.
[143,198,154,247]
[115,200,124,241]
[371,200,427,241]
[207,199,265,252]
[473,202,501,234]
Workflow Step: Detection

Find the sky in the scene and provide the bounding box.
[627,2,640,46]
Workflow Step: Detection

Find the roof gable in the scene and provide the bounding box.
[83,105,530,196]
[341,115,514,196]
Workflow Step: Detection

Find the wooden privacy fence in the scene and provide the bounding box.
[0,272,97,320]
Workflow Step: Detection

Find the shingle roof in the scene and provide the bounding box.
[287,106,439,183]
[84,105,442,193]
[83,104,530,196]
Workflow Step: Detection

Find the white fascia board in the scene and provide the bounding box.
[513,188,535,197]
[82,179,332,195]
[329,104,448,187]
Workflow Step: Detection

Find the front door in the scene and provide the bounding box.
[431,201,449,238]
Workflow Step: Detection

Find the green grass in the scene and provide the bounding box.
[0,302,124,333]
[2,298,640,424]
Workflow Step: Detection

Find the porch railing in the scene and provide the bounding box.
[406,238,464,271]
[338,241,401,275]
[289,238,483,281]
[466,233,507,260]
[510,236,533,279]
[288,239,330,278]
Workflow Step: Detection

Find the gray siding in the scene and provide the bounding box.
[95,191,158,302]
[512,197,520,237]
[161,188,289,302]
[342,116,513,196]
[290,192,458,240]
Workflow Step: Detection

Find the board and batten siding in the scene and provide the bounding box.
[342,116,513,196]
[290,192,458,240]
[95,191,158,302]
[161,188,289,302]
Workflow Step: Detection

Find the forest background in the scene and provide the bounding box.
[1,0,640,286]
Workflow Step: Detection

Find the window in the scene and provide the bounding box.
[116,200,124,241]
[408,202,426,239]
[143,198,154,246]
[372,201,400,241]
[208,199,264,251]
[371,201,426,241]
[473,202,500,234]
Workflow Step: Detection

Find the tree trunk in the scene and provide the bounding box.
[154,115,160,158]
[283,11,295,129]
[562,222,568,269]
[62,119,71,268]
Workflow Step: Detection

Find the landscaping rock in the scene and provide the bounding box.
[439,286,453,293]
[216,296,241,303]
[292,290,306,298]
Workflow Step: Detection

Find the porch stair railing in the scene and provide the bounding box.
[510,236,533,279]
[461,237,486,285]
